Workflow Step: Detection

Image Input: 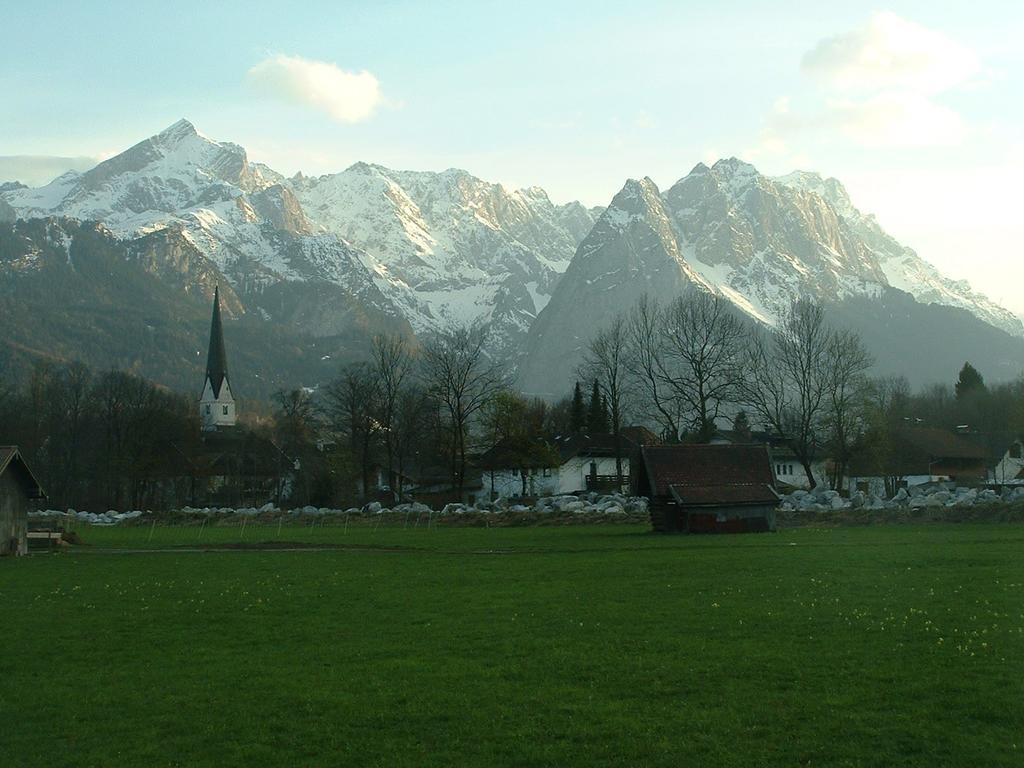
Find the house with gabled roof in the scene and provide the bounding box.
[476,427,660,500]
[845,426,990,496]
[1,446,46,556]
[632,443,779,533]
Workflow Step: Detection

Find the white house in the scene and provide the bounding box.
[477,429,658,501]
[989,437,1024,484]
[710,430,827,490]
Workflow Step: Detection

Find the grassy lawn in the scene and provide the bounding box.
[2,524,1023,767]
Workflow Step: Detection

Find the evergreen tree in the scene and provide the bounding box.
[955,362,986,400]
[569,381,586,433]
[732,410,752,441]
[587,380,609,432]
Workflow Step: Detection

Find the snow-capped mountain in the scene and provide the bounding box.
[3,122,1021,395]
[774,170,1020,336]
[291,163,599,357]
[2,119,599,360]
[518,158,1024,394]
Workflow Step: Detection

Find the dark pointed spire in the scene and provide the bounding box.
[205,286,230,398]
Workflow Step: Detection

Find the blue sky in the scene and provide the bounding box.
[3,1,1022,309]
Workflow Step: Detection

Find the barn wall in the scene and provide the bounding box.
[0,471,29,556]
[685,505,776,534]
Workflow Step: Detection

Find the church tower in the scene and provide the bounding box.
[199,286,237,431]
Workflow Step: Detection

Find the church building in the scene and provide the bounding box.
[199,286,237,431]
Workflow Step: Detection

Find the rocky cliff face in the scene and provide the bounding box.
[518,159,1024,394]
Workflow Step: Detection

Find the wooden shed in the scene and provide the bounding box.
[1,446,46,556]
[632,444,779,534]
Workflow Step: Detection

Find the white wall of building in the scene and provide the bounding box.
[482,468,560,499]
[200,378,237,431]
[557,456,627,494]
[991,441,1024,484]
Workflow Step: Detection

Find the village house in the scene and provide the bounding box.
[990,435,1024,484]
[0,446,46,557]
[477,427,659,500]
[711,429,828,489]
[632,443,779,533]
[844,426,990,497]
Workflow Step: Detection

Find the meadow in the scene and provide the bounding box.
[2,523,1023,767]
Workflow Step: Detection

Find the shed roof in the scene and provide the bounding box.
[640,443,776,501]
[0,446,46,499]
[669,483,778,506]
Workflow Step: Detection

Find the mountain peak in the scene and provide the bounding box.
[155,118,200,144]
[774,170,856,217]
[710,157,759,178]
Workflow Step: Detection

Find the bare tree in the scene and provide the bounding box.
[741,300,832,488]
[324,364,381,502]
[420,323,507,494]
[624,295,686,442]
[579,314,630,485]
[823,329,874,490]
[391,383,430,501]
[370,333,416,502]
[661,292,745,441]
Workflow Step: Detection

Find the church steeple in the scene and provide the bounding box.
[199,286,237,430]
[205,285,229,398]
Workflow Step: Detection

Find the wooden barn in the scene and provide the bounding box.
[633,444,779,533]
[1,446,46,556]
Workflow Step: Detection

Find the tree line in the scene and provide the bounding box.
[575,290,1024,491]
[5,291,1023,509]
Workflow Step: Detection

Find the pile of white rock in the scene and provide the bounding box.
[778,484,1024,513]
[28,509,147,525]
[28,493,649,525]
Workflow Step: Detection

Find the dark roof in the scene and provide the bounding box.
[205,286,230,398]
[670,483,778,506]
[551,431,643,462]
[477,437,560,470]
[900,428,989,460]
[957,431,1022,464]
[621,426,661,446]
[640,443,776,503]
[0,446,46,499]
[847,426,991,477]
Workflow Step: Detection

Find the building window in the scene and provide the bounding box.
[222,405,229,415]
[542,468,551,477]
[205,405,211,414]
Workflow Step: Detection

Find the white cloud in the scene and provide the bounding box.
[802,11,982,94]
[247,54,383,123]
[827,91,968,148]
[755,13,982,153]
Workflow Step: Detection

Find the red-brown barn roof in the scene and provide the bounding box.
[640,443,777,505]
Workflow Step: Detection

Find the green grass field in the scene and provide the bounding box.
[2,523,1023,767]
